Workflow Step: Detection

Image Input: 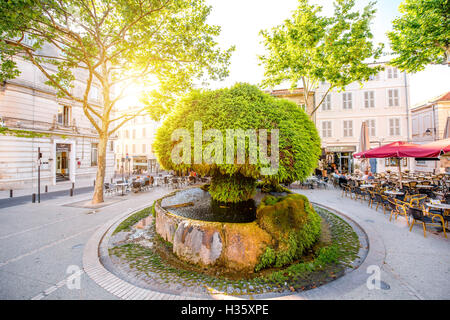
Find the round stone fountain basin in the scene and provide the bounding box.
[155,188,273,273]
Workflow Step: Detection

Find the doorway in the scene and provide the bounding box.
[334,152,353,173]
[56,143,71,182]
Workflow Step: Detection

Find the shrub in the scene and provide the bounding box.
[153,83,321,203]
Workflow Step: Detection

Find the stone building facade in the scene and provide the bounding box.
[0,53,115,190]
[410,91,450,173]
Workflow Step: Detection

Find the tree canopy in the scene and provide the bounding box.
[153,83,321,202]
[0,0,233,203]
[259,0,383,116]
[387,0,450,73]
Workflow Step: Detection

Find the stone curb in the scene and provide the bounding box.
[83,196,378,300]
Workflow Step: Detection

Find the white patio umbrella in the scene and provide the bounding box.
[359,121,371,172]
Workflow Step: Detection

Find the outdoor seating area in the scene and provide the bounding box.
[103,174,211,196]
[339,172,449,238]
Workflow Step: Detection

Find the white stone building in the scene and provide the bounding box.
[114,107,160,176]
[0,49,115,190]
[315,63,412,173]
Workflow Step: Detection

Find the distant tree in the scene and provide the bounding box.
[259,0,383,117]
[0,0,233,204]
[387,0,450,73]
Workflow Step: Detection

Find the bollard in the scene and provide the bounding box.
[10,190,13,198]
[72,182,75,190]
[70,188,74,197]
[45,185,48,193]
[32,193,36,203]
[93,180,95,187]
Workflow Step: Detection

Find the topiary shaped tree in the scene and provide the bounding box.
[153,83,321,203]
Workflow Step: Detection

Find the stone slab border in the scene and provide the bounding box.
[83,198,382,300]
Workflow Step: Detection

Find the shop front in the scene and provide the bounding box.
[132,156,148,175]
[324,146,356,174]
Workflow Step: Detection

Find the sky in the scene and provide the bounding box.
[204,0,450,106]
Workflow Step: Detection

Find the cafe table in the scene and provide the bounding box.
[415,185,434,189]
[384,190,405,197]
[425,202,450,211]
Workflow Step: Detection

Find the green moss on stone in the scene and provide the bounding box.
[255,194,322,270]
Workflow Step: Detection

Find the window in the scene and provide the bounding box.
[366,119,376,137]
[343,120,353,137]
[416,159,427,166]
[322,121,332,138]
[57,106,71,126]
[142,144,146,153]
[132,129,136,139]
[364,91,375,108]
[387,67,398,79]
[109,141,114,152]
[125,130,129,139]
[386,158,407,167]
[142,128,146,138]
[91,143,98,166]
[369,73,379,81]
[322,95,331,111]
[343,93,352,109]
[132,144,136,153]
[388,89,399,107]
[298,103,306,112]
[125,144,128,153]
[389,118,400,136]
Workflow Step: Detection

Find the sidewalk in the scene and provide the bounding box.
[291,188,450,300]
[0,178,96,200]
[0,185,170,299]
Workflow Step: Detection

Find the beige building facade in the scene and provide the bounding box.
[114,107,160,176]
[315,64,411,173]
[410,91,450,173]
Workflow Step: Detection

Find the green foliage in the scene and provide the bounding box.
[113,204,154,234]
[256,181,292,194]
[264,243,340,283]
[0,0,233,113]
[387,0,450,72]
[255,247,277,272]
[259,0,383,116]
[0,127,49,138]
[208,172,257,202]
[153,83,321,203]
[255,194,322,271]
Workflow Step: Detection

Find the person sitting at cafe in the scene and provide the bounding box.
[367,172,375,180]
[338,171,347,188]
[361,170,369,181]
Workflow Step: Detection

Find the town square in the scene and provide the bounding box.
[0,0,449,308]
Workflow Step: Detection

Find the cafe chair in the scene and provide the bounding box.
[407,206,447,239]
[390,199,410,226]
[374,193,390,215]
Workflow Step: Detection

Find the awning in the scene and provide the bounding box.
[353,141,421,159]
[412,138,450,158]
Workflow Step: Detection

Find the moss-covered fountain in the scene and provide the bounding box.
[107,84,365,296]
[152,83,323,273]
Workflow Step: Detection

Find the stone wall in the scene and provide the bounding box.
[154,200,273,273]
